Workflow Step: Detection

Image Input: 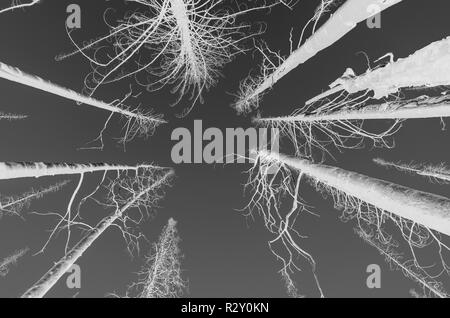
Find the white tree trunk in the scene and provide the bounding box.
[261,152,450,237]
[0,62,165,124]
[237,0,403,112]
[0,162,158,180]
[21,169,174,298]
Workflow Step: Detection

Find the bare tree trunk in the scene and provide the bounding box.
[21,169,174,298]
[0,0,39,14]
[261,151,450,236]
[236,0,403,112]
[0,162,158,180]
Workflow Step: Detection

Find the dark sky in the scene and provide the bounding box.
[0,0,449,298]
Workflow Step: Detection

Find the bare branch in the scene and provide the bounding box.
[374,158,450,184]
[307,36,450,105]
[0,62,165,146]
[244,152,324,297]
[0,111,27,120]
[235,0,403,113]
[0,0,40,15]
[246,150,450,296]
[59,0,287,114]
[21,168,175,298]
[356,229,448,298]
[0,247,29,277]
[255,92,450,156]
[0,180,69,218]
[125,218,187,298]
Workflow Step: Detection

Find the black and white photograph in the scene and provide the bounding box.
[0,0,449,304]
